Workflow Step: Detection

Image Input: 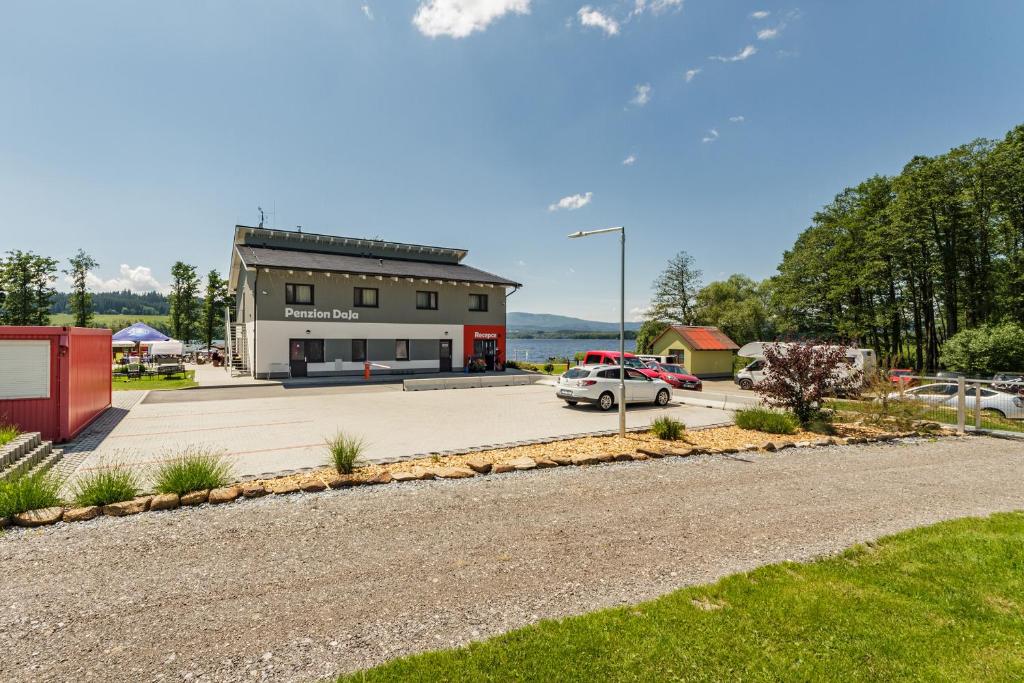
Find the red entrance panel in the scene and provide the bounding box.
[462,325,506,369]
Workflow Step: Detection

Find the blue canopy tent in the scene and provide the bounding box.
[112,322,170,343]
[112,323,182,359]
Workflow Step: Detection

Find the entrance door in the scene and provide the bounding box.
[439,340,452,372]
[474,339,496,371]
[289,339,324,378]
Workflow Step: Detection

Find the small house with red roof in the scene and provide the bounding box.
[650,325,739,379]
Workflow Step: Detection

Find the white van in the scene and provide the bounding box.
[734,342,876,391]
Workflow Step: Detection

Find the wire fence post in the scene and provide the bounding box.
[957,376,967,433]
[974,384,982,429]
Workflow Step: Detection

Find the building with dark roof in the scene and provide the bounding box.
[226,226,521,378]
[649,325,739,379]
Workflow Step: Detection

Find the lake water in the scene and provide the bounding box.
[506,338,637,362]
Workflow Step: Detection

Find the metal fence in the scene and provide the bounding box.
[836,375,1024,435]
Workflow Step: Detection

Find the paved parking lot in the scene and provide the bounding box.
[71,385,731,481]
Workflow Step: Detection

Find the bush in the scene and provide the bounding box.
[756,341,862,425]
[651,416,685,440]
[543,362,555,373]
[504,359,520,369]
[940,322,1024,377]
[735,408,799,435]
[70,466,140,507]
[0,472,63,517]
[326,432,364,474]
[0,423,19,447]
[152,448,232,495]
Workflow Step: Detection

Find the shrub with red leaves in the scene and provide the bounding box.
[755,341,862,425]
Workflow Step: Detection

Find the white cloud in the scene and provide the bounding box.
[729,115,745,123]
[413,0,530,39]
[684,67,701,82]
[709,44,757,62]
[757,26,779,39]
[517,259,527,266]
[548,192,593,211]
[632,0,683,16]
[629,305,651,321]
[622,154,637,166]
[578,6,619,35]
[701,128,719,143]
[750,10,770,19]
[361,4,374,20]
[78,264,168,294]
[630,82,652,106]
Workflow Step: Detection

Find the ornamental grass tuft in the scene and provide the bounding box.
[734,407,799,435]
[152,448,232,496]
[326,432,365,474]
[70,466,141,507]
[0,423,19,447]
[0,472,63,518]
[651,416,686,441]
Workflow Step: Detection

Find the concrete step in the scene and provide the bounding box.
[0,441,53,482]
[0,432,42,469]
[26,448,64,479]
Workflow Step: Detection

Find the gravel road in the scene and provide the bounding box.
[2,436,1022,682]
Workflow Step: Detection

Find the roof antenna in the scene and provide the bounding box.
[257,206,265,228]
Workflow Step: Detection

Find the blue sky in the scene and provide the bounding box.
[2,1,1022,321]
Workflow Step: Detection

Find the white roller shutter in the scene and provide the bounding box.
[0,340,51,399]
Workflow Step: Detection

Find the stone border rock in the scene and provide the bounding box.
[0,426,952,530]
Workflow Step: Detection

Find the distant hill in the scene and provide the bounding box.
[508,312,642,333]
[52,290,170,316]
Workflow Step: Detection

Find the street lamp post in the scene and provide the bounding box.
[568,226,626,437]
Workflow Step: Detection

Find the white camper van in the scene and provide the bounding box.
[734,342,876,390]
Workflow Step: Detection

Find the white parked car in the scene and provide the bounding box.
[555,364,673,410]
[887,383,1024,419]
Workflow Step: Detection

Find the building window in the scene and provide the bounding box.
[469,293,488,312]
[285,283,314,305]
[416,291,438,310]
[352,339,366,362]
[354,287,378,308]
[395,339,409,361]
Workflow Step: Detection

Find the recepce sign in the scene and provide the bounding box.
[284,308,360,320]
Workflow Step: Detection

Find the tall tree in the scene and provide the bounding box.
[201,269,228,349]
[168,262,200,343]
[693,274,775,347]
[64,249,98,327]
[648,251,702,325]
[634,319,669,354]
[0,250,58,325]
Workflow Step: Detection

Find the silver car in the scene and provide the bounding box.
[555,364,673,410]
[887,383,1024,419]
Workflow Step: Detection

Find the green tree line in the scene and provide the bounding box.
[771,124,1024,369]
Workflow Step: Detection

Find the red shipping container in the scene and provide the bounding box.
[0,326,112,442]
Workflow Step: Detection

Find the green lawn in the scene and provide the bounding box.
[341,512,1024,682]
[112,371,197,391]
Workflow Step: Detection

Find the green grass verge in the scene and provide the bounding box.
[830,398,1024,434]
[340,512,1024,682]
[112,371,197,391]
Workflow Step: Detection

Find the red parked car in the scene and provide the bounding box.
[645,362,703,391]
[888,368,917,387]
[581,350,660,378]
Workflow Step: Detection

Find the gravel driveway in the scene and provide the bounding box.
[2,436,1022,682]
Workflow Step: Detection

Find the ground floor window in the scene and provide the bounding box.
[352,339,366,362]
[395,339,409,361]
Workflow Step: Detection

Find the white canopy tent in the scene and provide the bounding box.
[148,340,185,357]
